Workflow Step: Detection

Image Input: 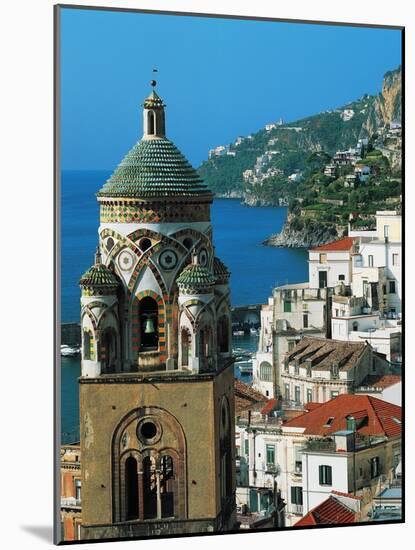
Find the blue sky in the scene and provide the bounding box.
[60,8,402,170]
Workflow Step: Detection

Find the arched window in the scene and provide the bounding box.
[160,455,175,518]
[83,329,93,361]
[181,328,191,367]
[217,315,229,353]
[125,456,138,520]
[101,327,117,372]
[140,297,158,351]
[352,321,359,332]
[260,361,272,382]
[142,456,157,519]
[220,398,233,501]
[199,327,211,358]
[147,111,155,135]
[106,237,114,252]
[112,407,187,523]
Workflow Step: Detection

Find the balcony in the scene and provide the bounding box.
[290,504,303,515]
[61,496,82,509]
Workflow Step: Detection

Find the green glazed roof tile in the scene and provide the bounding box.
[79,264,120,288]
[176,264,216,287]
[97,137,212,199]
[213,256,230,279]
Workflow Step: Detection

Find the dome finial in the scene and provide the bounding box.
[150,67,158,88]
[94,245,102,265]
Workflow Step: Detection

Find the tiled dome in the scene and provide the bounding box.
[79,264,119,289]
[97,137,212,199]
[177,264,215,293]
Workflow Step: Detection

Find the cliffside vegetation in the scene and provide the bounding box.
[198,66,402,247]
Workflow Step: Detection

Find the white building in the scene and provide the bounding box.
[284,394,402,519]
[352,210,402,316]
[309,237,356,289]
[281,336,390,407]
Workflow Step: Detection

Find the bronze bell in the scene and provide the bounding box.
[144,317,155,334]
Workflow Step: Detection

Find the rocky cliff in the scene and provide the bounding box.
[263,216,339,248]
[365,66,401,134]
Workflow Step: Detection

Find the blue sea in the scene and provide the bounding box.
[60,170,308,438]
[61,170,308,322]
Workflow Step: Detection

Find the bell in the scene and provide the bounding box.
[144,317,155,334]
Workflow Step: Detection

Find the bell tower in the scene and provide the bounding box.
[79,82,236,540]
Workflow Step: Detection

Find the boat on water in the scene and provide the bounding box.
[250,327,259,336]
[233,330,245,337]
[61,344,81,357]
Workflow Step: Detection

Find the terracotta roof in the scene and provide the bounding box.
[310,237,355,252]
[282,394,401,438]
[234,380,268,415]
[287,336,367,372]
[361,374,401,390]
[295,495,356,526]
[261,398,279,415]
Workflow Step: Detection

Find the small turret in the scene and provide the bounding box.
[79,248,120,377]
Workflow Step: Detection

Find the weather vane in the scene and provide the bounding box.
[150,68,158,88]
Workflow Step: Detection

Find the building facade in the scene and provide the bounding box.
[77,85,236,540]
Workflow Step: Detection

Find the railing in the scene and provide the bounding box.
[281,400,305,411]
[237,416,282,428]
[290,504,303,514]
[61,497,82,508]
[305,438,336,452]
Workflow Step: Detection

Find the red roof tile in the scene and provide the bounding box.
[282,394,401,438]
[234,379,268,415]
[310,237,355,252]
[295,496,356,526]
[261,398,279,415]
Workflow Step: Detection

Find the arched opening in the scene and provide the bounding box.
[125,456,139,520]
[140,297,158,351]
[142,456,157,519]
[181,328,191,367]
[217,315,229,353]
[139,237,152,252]
[220,398,233,501]
[106,237,115,252]
[199,326,211,358]
[101,327,117,372]
[183,237,193,250]
[352,321,359,332]
[83,329,93,360]
[112,407,187,523]
[160,455,175,518]
[147,111,155,135]
[259,361,272,382]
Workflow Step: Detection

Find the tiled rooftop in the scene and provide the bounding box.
[310,237,355,252]
[295,495,356,526]
[287,336,366,372]
[282,394,402,438]
[234,379,268,415]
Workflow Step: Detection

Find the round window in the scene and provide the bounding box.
[137,419,161,444]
